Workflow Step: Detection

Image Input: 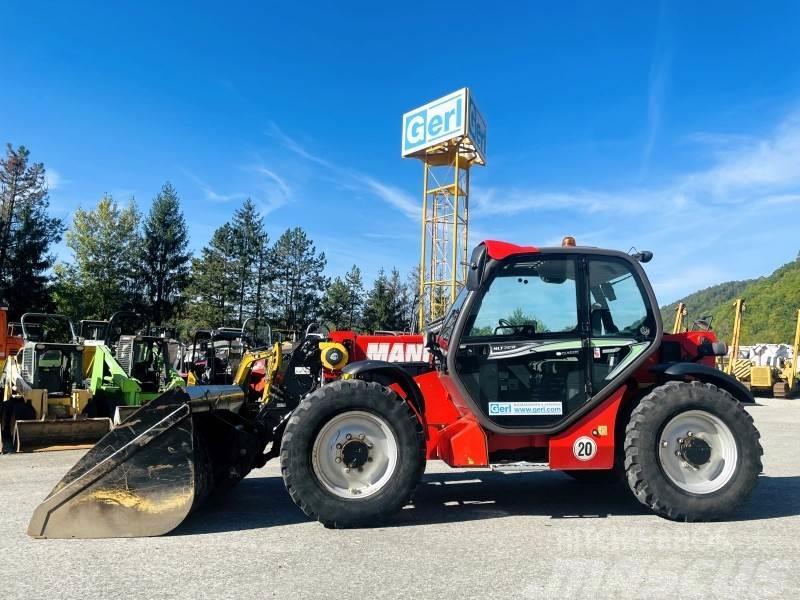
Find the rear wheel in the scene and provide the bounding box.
[280,379,425,528]
[624,380,762,521]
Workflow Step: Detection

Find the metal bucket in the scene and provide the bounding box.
[28,385,267,539]
[14,418,112,452]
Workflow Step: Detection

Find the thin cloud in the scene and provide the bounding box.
[269,122,418,220]
[267,121,333,169]
[44,168,64,191]
[472,107,800,219]
[681,111,800,197]
[641,2,671,179]
[183,170,247,203]
[253,166,291,198]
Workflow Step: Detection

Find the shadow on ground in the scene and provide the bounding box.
[172,470,800,535]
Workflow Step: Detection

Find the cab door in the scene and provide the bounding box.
[586,256,658,398]
[452,255,589,428]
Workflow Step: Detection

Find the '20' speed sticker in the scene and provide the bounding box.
[572,436,597,461]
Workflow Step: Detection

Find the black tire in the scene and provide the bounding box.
[280,379,426,528]
[624,380,763,521]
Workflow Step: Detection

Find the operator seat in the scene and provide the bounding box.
[591,306,619,336]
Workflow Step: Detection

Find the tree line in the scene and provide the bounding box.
[0,143,417,338]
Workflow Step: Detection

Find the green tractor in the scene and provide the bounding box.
[83,312,185,424]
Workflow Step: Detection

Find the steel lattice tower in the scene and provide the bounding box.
[418,143,473,327]
[402,88,487,331]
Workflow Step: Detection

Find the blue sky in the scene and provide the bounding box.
[3,1,800,303]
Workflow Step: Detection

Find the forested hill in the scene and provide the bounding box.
[660,257,800,345]
[659,280,754,335]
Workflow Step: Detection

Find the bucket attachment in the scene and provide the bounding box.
[14,418,112,452]
[113,404,140,425]
[28,385,268,539]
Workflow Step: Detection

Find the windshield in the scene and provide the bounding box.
[21,315,75,344]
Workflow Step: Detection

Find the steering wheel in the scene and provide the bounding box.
[495,319,537,338]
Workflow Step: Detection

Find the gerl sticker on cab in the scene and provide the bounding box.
[488,402,563,416]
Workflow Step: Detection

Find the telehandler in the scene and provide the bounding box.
[29,240,762,538]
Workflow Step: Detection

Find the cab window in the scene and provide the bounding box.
[587,256,656,395]
[438,287,468,343]
[466,258,578,338]
[588,258,654,339]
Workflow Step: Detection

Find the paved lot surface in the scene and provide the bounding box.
[1,398,798,599]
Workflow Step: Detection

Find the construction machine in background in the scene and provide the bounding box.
[79,319,109,342]
[1,313,111,452]
[723,300,799,398]
[782,309,800,396]
[1,307,24,376]
[723,299,751,381]
[83,311,185,423]
[672,302,687,334]
[748,308,800,398]
[29,239,762,539]
[671,302,714,336]
[186,318,273,386]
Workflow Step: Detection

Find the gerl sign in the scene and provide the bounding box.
[401,88,487,163]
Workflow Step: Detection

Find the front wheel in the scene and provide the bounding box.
[280,379,426,528]
[624,380,762,521]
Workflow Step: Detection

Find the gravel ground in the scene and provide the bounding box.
[1,398,798,599]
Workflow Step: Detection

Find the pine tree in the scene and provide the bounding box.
[184,223,238,328]
[0,144,64,319]
[267,227,327,331]
[322,265,365,330]
[53,195,140,320]
[386,268,412,331]
[321,277,352,329]
[343,265,364,329]
[362,269,391,333]
[406,266,421,332]
[138,182,191,325]
[362,268,416,332]
[230,198,269,325]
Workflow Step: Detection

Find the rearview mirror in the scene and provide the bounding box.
[466,244,488,291]
[426,330,437,349]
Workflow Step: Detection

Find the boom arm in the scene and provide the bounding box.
[725,299,745,375]
[672,302,687,334]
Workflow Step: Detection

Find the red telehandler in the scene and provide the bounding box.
[29,240,762,538]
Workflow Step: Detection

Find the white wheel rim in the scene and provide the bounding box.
[312,410,398,499]
[658,409,738,494]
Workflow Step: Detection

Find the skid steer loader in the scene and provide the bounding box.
[29,239,762,538]
[2,314,111,452]
[83,312,185,424]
